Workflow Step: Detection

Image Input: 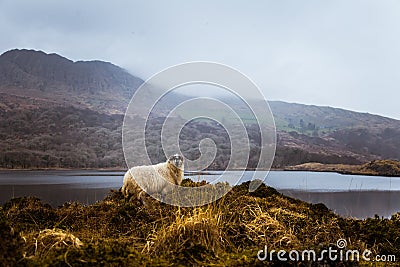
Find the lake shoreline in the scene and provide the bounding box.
[282,168,400,178]
[0,167,127,172]
[1,160,400,178]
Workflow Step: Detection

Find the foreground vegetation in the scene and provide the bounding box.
[1,180,399,266]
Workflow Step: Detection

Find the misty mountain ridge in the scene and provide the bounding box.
[0,49,143,114]
[1,49,397,124]
[270,100,400,130]
[0,48,399,169]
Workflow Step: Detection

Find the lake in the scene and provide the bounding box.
[0,170,399,219]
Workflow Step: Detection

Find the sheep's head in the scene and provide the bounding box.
[168,154,184,170]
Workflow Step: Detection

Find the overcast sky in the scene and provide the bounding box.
[1,0,399,119]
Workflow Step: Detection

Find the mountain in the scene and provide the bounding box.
[269,100,400,132]
[0,49,143,168]
[0,49,399,169]
[204,98,400,166]
[0,49,143,114]
[269,101,400,166]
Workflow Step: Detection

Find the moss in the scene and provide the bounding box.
[231,181,280,198]
[3,197,57,232]
[0,207,24,266]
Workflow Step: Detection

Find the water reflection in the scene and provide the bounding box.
[280,190,399,219]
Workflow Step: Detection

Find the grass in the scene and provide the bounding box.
[1,179,399,266]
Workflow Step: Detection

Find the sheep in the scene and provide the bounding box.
[121,154,184,202]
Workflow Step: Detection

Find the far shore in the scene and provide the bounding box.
[284,160,400,178]
[0,167,127,172]
[1,160,400,177]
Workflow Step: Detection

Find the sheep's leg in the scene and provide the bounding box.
[159,193,164,203]
[139,191,155,208]
[159,186,174,203]
[138,191,145,202]
[122,187,130,200]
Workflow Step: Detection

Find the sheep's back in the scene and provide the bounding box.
[130,164,170,194]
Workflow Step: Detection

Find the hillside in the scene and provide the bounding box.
[1,49,400,169]
[270,101,400,131]
[0,49,143,114]
[270,101,400,166]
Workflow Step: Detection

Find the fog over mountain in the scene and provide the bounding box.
[1,0,399,119]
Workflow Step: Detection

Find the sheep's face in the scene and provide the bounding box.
[168,154,184,169]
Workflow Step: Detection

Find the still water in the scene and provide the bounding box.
[0,170,399,219]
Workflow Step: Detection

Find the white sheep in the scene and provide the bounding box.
[121,154,184,201]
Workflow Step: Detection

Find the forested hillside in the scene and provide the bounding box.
[1,49,400,169]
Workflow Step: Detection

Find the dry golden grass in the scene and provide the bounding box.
[240,204,299,248]
[145,206,227,258]
[21,228,83,263]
